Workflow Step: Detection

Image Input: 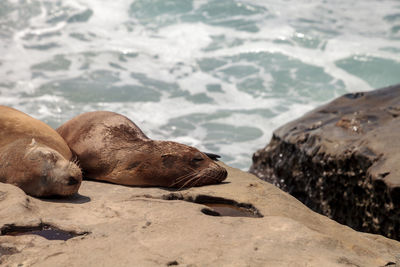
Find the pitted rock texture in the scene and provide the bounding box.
[1,163,400,266]
[250,84,400,240]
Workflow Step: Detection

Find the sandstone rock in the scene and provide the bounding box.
[1,163,400,266]
[250,84,400,241]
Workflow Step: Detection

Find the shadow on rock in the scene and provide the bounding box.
[39,193,91,204]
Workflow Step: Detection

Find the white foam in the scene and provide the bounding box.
[1,0,399,169]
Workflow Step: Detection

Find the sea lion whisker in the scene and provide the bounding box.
[169,176,190,187]
[68,155,81,170]
[177,171,195,180]
[70,158,81,169]
[177,175,199,190]
[169,172,196,187]
[74,157,81,167]
[171,169,198,183]
[172,171,193,180]
[191,176,204,188]
[175,167,223,188]
[177,166,204,184]
[187,173,203,187]
[175,168,195,181]
[179,177,196,190]
[206,173,221,182]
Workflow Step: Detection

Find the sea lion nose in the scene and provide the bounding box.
[216,168,228,182]
[221,169,228,180]
[67,176,80,186]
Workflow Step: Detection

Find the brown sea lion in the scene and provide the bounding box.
[57,111,227,188]
[0,106,82,197]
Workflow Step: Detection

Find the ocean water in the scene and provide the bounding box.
[1,0,399,170]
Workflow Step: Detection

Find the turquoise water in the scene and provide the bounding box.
[1,0,400,169]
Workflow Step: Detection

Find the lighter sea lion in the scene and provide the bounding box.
[57,111,227,188]
[0,106,82,197]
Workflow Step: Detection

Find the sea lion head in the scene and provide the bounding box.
[1,139,82,197]
[120,141,227,188]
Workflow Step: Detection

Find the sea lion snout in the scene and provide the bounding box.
[218,166,228,181]
[203,161,228,184]
[52,159,82,188]
[67,176,80,186]
[25,143,82,196]
[43,163,82,196]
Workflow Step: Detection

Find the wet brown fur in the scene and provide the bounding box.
[0,106,82,197]
[57,111,227,188]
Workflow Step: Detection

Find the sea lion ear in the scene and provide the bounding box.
[30,138,37,146]
[202,152,221,161]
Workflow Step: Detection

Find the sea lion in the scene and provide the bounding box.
[0,106,82,197]
[56,111,227,188]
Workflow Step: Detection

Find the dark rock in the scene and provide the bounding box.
[250,84,400,240]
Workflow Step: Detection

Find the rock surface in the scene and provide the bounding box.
[1,163,400,266]
[250,84,400,241]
